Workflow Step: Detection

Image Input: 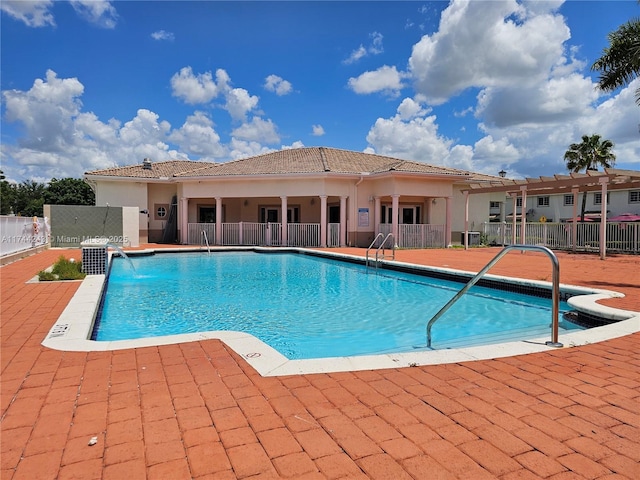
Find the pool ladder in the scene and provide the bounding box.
[366,233,395,270]
[426,245,563,349]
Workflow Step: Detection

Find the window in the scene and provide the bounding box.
[593,192,610,205]
[516,198,522,207]
[564,195,574,206]
[537,196,549,207]
[630,190,640,203]
[154,204,169,220]
[489,201,500,209]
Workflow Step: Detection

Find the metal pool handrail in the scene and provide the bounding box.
[366,233,395,270]
[201,230,211,254]
[426,245,563,349]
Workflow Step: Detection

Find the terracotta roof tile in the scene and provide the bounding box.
[85,160,217,179]
[84,148,504,182]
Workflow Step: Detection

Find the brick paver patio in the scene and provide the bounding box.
[1,247,638,479]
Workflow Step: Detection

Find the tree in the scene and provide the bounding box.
[13,180,46,217]
[591,15,640,105]
[44,178,95,206]
[564,134,616,222]
[0,170,15,215]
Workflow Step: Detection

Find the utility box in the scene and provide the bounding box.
[81,237,109,275]
[461,231,481,246]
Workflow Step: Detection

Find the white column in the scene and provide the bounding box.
[391,194,400,247]
[179,197,188,244]
[511,193,518,244]
[445,196,452,247]
[340,196,347,247]
[599,177,609,260]
[320,195,327,247]
[215,197,222,245]
[281,196,288,246]
[571,187,579,253]
[520,186,527,245]
[463,191,469,250]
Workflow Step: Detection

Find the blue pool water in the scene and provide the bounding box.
[94,251,582,359]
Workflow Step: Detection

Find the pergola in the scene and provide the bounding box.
[462,168,640,259]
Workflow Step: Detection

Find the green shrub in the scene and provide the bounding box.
[37,270,57,281]
[38,256,86,281]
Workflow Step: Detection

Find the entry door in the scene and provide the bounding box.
[401,206,421,224]
[328,205,340,223]
[260,208,279,223]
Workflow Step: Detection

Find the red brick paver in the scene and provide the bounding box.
[1,247,638,479]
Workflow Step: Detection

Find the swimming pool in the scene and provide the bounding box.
[94,251,582,359]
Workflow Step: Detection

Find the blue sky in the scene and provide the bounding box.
[2,1,639,184]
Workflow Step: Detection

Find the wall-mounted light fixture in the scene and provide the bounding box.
[499,169,507,178]
[243,199,249,206]
[310,198,315,205]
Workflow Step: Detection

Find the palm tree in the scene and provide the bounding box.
[564,134,616,222]
[591,15,640,105]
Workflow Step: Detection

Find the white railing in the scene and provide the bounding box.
[287,223,321,247]
[378,224,445,248]
[482,222,640,254]
[399,224,445,248]
[327,223,340,247]
[187,223,216,245]
[0,215,49,258]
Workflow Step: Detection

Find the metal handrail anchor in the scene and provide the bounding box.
[426,245,562,349]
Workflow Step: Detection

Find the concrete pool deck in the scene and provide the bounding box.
[1,246,639,479]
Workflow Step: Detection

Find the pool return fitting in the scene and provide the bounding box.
[426,245,563,349]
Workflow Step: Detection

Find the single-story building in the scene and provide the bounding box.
[84,147,505,248]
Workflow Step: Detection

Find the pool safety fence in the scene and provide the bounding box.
[0,215,49,258]
[482,221,640,254]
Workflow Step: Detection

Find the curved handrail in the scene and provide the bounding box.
[366,233,385,268]
[376,233,395,263]
[426,245,562,349]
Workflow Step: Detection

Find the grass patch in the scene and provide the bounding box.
[38,256,86,281]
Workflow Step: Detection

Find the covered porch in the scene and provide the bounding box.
[179,193,452,249]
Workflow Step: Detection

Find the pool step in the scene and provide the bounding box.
[425,323,575,350]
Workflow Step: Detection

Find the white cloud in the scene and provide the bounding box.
[343,32,384,64]
[348,65,404,96]
[225,88,259,122]
[168,111,227,159]
[0,0,54,27]
[408,0,570,105]
[312,125,325,136]
[170,67,222,105]
[231,117,279,144]
[366,99,453,165]
[264,75,293,96]
[227,138,274,160]
[151,30,175,41]
[70,0,118,29]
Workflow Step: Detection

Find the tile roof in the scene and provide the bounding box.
[85,148,503,182]
[85,160,217,179]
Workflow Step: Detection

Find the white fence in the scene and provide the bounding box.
[378,224,446,248]
[482,222,640,254]
[0,216,49,258]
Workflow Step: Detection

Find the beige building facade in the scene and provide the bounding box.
[85,147,499,248]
